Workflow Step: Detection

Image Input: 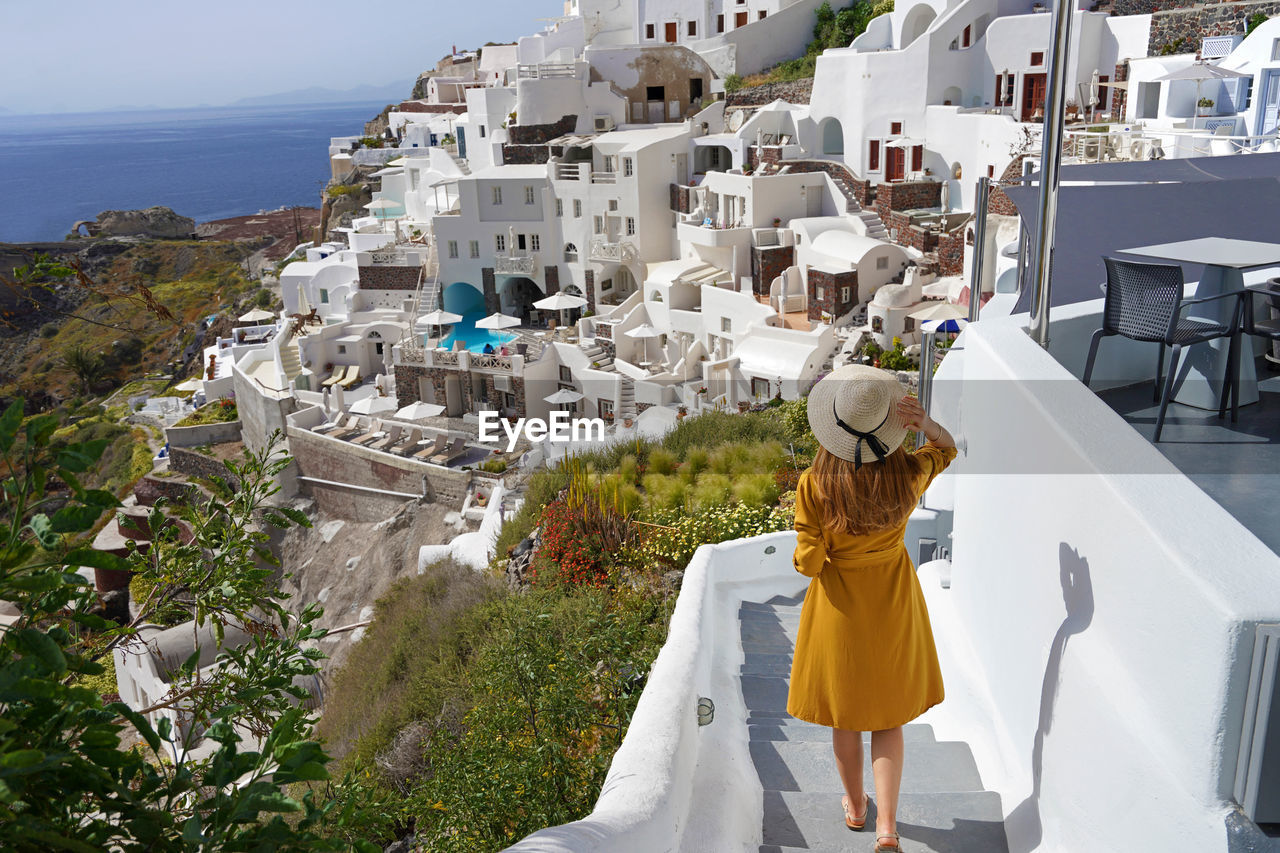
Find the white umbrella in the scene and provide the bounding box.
[625,323,662,365]
[544,388,585,405]
[415,308,463,344]
[322,386,331,414]
[364,198,400,210]
[332,383,345,412]
[908,301,968,322]
[395,401,446,421]
[350,395,397,415]
[237,308,275,324]
[1156,61,1250,129]
[533,291,588,328]
[475,312,520,330]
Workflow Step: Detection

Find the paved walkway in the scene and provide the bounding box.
[740,593,1009,853]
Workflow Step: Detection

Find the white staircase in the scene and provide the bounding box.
[581,342,616,371]
[618,376,636,420]
[279,336,303,382]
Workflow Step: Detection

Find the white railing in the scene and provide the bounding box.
[517,62,578,79]
[1201,35,1242,60]
[555,163,585,181]
[588,239,638,264]
[469,354,514,372]
[590,171,617,184]
[494,254,537,275]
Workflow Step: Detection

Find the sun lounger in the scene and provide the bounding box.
[349,419,384,446]
[329,415,367,440]
[320,367,347,388]
[395,427,424,456]
[337,366,363,390]
[413,433,448,460]
[314,414,357,435]
[368,424,403,452]
[430,437,467,465]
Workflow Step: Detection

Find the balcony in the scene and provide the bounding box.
[494,253,537,275]
[590,171,617,184]
[588,239,638,264]
[677,221,752,248]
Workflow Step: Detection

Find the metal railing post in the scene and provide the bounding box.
[968,176,991,323]
[1015,158,1036,296]
[915,327,937,452]
[1028,0,1076,350]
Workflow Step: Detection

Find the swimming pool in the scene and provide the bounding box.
[439,313,518,353]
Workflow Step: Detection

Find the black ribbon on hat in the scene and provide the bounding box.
[833,401,890,470]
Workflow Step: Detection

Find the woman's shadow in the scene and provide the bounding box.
[1005,543,1094,853]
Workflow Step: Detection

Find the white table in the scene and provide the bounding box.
[1116,238,1280,410]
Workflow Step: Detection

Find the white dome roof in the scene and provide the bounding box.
[873,282,915,308]
[811,230,888,264]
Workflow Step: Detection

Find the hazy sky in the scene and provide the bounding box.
[0,0,562,114]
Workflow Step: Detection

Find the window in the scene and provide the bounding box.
[556,198,564,216]
[623,157,633,177]
[1030,51,1044,66]
[816,286,825,300]
[987,165,995,178]
[594,215,603,234]
[1237,76,1254,111]
[904,317,915,333]
[531,234,540,252]
[868,140,880,171]
[573,199,582,217]
[911,144,923,173]
[688,20,697,36]
[447,240,459,258]
[491,186,502,204]
[840,286,851,303]
[524,186,535,204]
[319,288,329,304]
[721,317,732,333]
[603,155,616,172]
[496,234,506,252]
[890,121,903,135]
[758,10,767,19]
[601,277,613,291]
[962,25,971,48]
[752,377,770,398]
[479,125,486,137]
[646,23,655,39]
[337,344,346,354]
[717,13,724,32]
[872,316,883,333]
[469,240,479,258]
[650,290,664,302]
[626,217,635,236]
[608,198,618,210]
[564,243,578,261]
[876,256,889,270]
[690,77,703,102]
[1272,38,1280,61]
[559,366,572,382]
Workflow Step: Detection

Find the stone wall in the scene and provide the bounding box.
[807,267,858,321]
[396,101,467,114]
[169,447,242,490]
[752,244,795,297]
[933,222,969,277]
[357,264,419,290]
[1142,0,1278,55]
[671,183,692,215]
[747,145,784,170]
[507,114,577,145]
[394,362,528,418]
[134,474,203,508]
[583,269,597,313]
[544,264,561,296]
[988,154,1031,217]
[482,268,498,312]
[501,145,552,165]
[725,77,814,107]
[286,427,472,520]
[875,180,942,218]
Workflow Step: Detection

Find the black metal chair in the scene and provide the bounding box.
[1243,278,1280,360]
[1083,257,1243,442]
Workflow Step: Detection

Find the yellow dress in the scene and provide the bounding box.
[786,444,957,732]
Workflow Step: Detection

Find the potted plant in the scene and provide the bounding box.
[676,405,687,420]
[1197,97,1215,116]
[738,400,750,413]
[623,416,633,428]
[696,386,708,396]
[772,217,782,228]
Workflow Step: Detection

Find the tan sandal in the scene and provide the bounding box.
[841,793,868,830]
[875,831,901,852]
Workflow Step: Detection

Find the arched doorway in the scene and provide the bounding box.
[498,276,541,322]
[820,118,844,155]
[901,4,937,47]
[694,145,732,174]
[442,281,484,317]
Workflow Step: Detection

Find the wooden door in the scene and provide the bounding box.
[911,145,923,173]
[665,21,678,42]
[1022,73,1047,121]
[886,146,905,182]
[735,11,748,27]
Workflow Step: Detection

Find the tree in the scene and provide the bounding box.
[0,402,376,851]
[59,345,108,395]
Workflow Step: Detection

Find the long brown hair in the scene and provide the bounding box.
[808,445,925,535]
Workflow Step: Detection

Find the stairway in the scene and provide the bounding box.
[279,338,303,382]
[581,342,616,371]
[448,151,471,176]
[740,593,1009,853]
[782,159,889,240]
[618,376,636,420]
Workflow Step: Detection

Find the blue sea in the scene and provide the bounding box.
[0,102,386,243]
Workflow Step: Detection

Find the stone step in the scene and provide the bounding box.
[749,719,939,745]
[751,739,986,795]
[760,790,1009,853]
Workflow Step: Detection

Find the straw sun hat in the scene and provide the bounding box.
[807,365,910,468]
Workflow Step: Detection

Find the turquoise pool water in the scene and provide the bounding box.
[439,313,518,353]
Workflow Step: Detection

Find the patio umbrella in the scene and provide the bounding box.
[533,291,587,328]
[922,317,969,334]
[1156,62,1250,129]
[332,383,345,412]
[544,388,584,405]
[364,198,401,219]
[475,312,521,330]
[395,401,446,421]
[349,395,397,416]
[237,308,275,324]
[415,309,463,344]
[625,323,662,366]
[908,301,968,323]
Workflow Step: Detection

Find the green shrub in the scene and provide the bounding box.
[327,184,362,198]
[691,473,732,510]
[647,447,678,475]
[174,398,238,427]
[724,73,744,93]
[680,447,709,482]
[641,473,687,510]
[660,410,788,459]
[617,453,639,485]
[1248,12,1268,35]
[479,457,508,474]
[732,472,781,507]
[358,136,385,149]
[40,323,59,338]
[637,503,795,567]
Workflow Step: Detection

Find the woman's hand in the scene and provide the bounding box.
[896,395,928,431]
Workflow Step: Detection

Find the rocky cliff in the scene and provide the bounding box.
[72,207,196,241]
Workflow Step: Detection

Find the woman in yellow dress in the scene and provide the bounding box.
[787,365,956,853]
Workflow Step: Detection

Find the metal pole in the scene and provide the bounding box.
[1027,0,1076,350]
[915,327,937,451]
[1014,158,1036,296]
[968,176,991,323]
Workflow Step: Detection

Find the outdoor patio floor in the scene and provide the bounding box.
[1097,355,1280,557]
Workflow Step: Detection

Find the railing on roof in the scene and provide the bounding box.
[555,163,586,181]
[494,254,537,275]
[590,171,617,184]
[1201,35,1242,60]
[588,239,638,264]
[517,62,577,79]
